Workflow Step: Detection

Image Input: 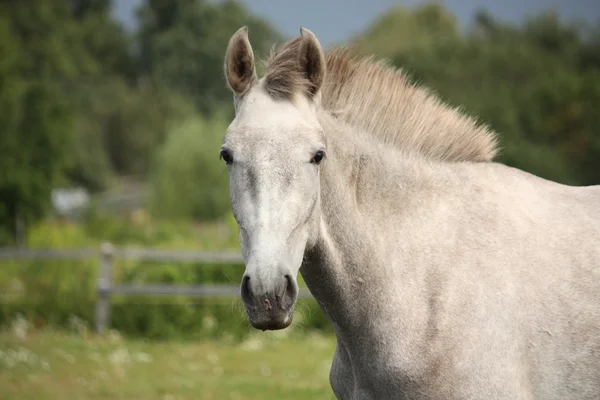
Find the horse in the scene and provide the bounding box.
[220,26,600,399]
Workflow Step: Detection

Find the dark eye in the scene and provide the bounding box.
[220,149,233,165]
[310,150,326,164]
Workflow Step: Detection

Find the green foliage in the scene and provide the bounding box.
[148,114,231,221]
[66,79,196,191]
[368,6,600,186]
[353,4,461,58]
[68,0,135,79]
[0,4,78,245]
[0,0,282,242]
[135,0,281,115]
[61,1,172,190]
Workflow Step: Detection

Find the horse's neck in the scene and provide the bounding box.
[300,126,435,335]
[301,166,373,331]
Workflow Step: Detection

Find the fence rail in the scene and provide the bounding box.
[0,246,245,263]
[0,247,98,260]
[0,244,313,334]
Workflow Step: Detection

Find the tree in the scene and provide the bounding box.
[135,0,281,114]
[61,0,171,189]
[148,114,231,221]
[352,4,461,59]
[0,3,78,244]
[71,0,112,20]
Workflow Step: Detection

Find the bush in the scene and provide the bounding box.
[148,114,231,222]
[0,217,332,341]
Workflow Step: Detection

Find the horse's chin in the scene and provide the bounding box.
[247,310,294,331]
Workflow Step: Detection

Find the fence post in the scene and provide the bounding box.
[95,242,113,335]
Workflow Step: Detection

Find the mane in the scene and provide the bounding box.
[264,38,500,163]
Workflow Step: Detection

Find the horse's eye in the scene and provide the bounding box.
[311,150,326,164]
[220,149,233,165]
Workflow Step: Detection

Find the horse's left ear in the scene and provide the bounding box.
[298,27,326,99]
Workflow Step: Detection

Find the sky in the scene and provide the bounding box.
[113,0,600,47]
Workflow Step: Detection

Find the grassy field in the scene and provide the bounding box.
[0,327,337,400]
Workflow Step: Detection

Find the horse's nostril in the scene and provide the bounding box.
[284,274,293,288]
[241,275,252,304]
[283,274,298,304]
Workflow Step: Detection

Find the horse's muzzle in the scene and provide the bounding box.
[240,273,297,330]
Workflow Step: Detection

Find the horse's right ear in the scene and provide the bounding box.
[224,26,257,96]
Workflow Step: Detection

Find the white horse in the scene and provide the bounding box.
[221,26,600,399]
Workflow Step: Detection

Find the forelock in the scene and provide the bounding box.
[263,38,313,100]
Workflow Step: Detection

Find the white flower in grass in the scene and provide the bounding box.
[76,377,88,387]
[41,360,50,371]
[11,314,30,340]
[202,315,217,331]
[206,353,219,364]
[68,315,89,338]
[109,348,131,365]
[260,365,272,377]
[134,352,152,363]
[108,329,122,343]
[186,362,202,371]
[16,348,29,363]
[239,337,263,352]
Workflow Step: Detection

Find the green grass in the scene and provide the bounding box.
[0,328,337,400]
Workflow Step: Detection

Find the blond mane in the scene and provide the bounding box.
[264,38,500,163]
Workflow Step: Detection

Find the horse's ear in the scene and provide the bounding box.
[298,27,326,99]
[224,26,257,96]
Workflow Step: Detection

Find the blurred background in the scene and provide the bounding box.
[1,0,599,399]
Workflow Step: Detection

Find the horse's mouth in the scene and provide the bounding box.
[245,307,294,331]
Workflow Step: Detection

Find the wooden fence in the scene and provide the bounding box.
[0,244,313,334]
